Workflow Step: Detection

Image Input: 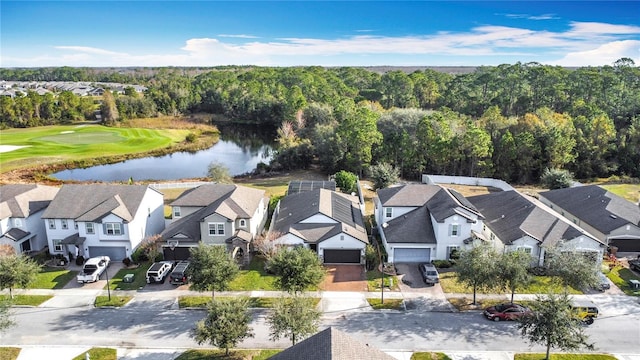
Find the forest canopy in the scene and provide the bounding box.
[1,59,639,182]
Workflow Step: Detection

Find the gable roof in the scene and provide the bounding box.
[383,204,436,244]
[468,190,602,246]
[42,184,153,222]
[162,184,266,242]
[0,228,30,242]
[269,327,395,360]
[171,184,265,219]
[540,185,640,234]
[0,184,59,219]
[377,184,482,223]
[272,188,367,244]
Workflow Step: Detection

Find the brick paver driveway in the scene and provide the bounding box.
[320,265,367,291]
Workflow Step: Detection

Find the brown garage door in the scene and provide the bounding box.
[324,249,361,264]
[609,239,640,252]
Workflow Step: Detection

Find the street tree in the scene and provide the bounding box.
[456,243,499,305]
[192,297,254,356]
[0,254,41,299]
[189,244,239,298]
[543,246,599,291]
[267,294,321,345]
[207,161,233,184]
[498,250,533,303]
[334,170,358,194]
[270,247,325,293]
[518,293,594,360]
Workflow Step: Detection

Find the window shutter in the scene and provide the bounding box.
[103,223,107,234]
[448,224,452,236]
[120,224,125,235]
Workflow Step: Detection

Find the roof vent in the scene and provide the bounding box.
[501,214,505,219]
[609,214,617,219]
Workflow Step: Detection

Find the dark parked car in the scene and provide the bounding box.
[483,303,532,321]
[169,261,191,285]
[419,263,439,285]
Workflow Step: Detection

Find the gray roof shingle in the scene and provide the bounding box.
[269,327,395,360]
[539,185,640,234]
[272,188,367,244]
[0,184,59,219]
[468,190,601,246]
[42,184,152,222]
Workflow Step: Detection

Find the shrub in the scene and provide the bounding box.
[185,133,197,142]
[131,247,148,263]
[432,260,453,268]
[75,255,85,266]
[122,257,132,267]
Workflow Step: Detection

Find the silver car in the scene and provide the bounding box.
[419,263,439,285]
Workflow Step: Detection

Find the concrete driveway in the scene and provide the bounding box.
[320,265,367,291]
[394,263,454,312]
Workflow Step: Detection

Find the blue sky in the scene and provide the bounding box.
[1,1,639,67]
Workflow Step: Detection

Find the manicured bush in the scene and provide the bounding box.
[432,260,453,268]
[122,257,132,267]
[75,255,85,266]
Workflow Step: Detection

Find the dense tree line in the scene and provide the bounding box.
[1,60,639,181]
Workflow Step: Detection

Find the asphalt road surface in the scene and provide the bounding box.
[2,306,639,354]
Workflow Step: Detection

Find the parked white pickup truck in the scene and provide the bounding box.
[76,256,110,283]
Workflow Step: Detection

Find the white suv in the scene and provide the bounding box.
[146,261,173,283]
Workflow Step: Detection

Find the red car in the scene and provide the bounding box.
[483,303,531,321]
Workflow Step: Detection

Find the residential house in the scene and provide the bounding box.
[161,184,268,263]
[269,188,368,264]
[269,327,396,360]
[0,184,59,255]
[374,184,484,263]
[42,184,165,261]
[468,190,606,266]
[539,185,640,252]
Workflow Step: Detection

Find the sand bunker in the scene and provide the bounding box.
[0,145,30,153]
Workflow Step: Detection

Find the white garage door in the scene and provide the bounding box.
[394,248,430,263]
[88,246,126,261]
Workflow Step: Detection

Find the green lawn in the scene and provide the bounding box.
[176,349,280,360]
[107,263,151,290]
[604,264,640,296]
[0,125,188,173]
[0,347,21,360]
[438,270,581,295]
[28,267,77,289]
[600,183,640,203]
[366,270,400,292]
[0,294,52,306]
[411,353,452,360]
[228,257,278,291]
[514,353,616,360]
[368,298,404,310]
[72,348,117,360]
[94,295,133,307]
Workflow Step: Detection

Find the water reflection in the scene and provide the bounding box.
[52,123,275,181]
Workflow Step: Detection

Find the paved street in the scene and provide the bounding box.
[2,285,640,359]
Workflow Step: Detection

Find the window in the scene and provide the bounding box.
[449,224,460,237]
[173,207,181,218]
[385,207,392,218]
[61,219,68,230]
[14,218,22,227]
[86,222,94,234]
[239,219,246,227]
[48,219,56,229]
[208,223,225,236]
[104,223,123,235]
[53,240,63,252]
[517,246,533,254]
[74,222,78,230]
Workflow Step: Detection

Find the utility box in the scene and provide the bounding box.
[123,274,135,283]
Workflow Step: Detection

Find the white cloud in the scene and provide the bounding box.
[3,21,640,67]
[217,34,259,39]
[550,40,640,66]
[503,13,559,21]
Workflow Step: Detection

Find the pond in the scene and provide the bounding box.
[52,123,276,182]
